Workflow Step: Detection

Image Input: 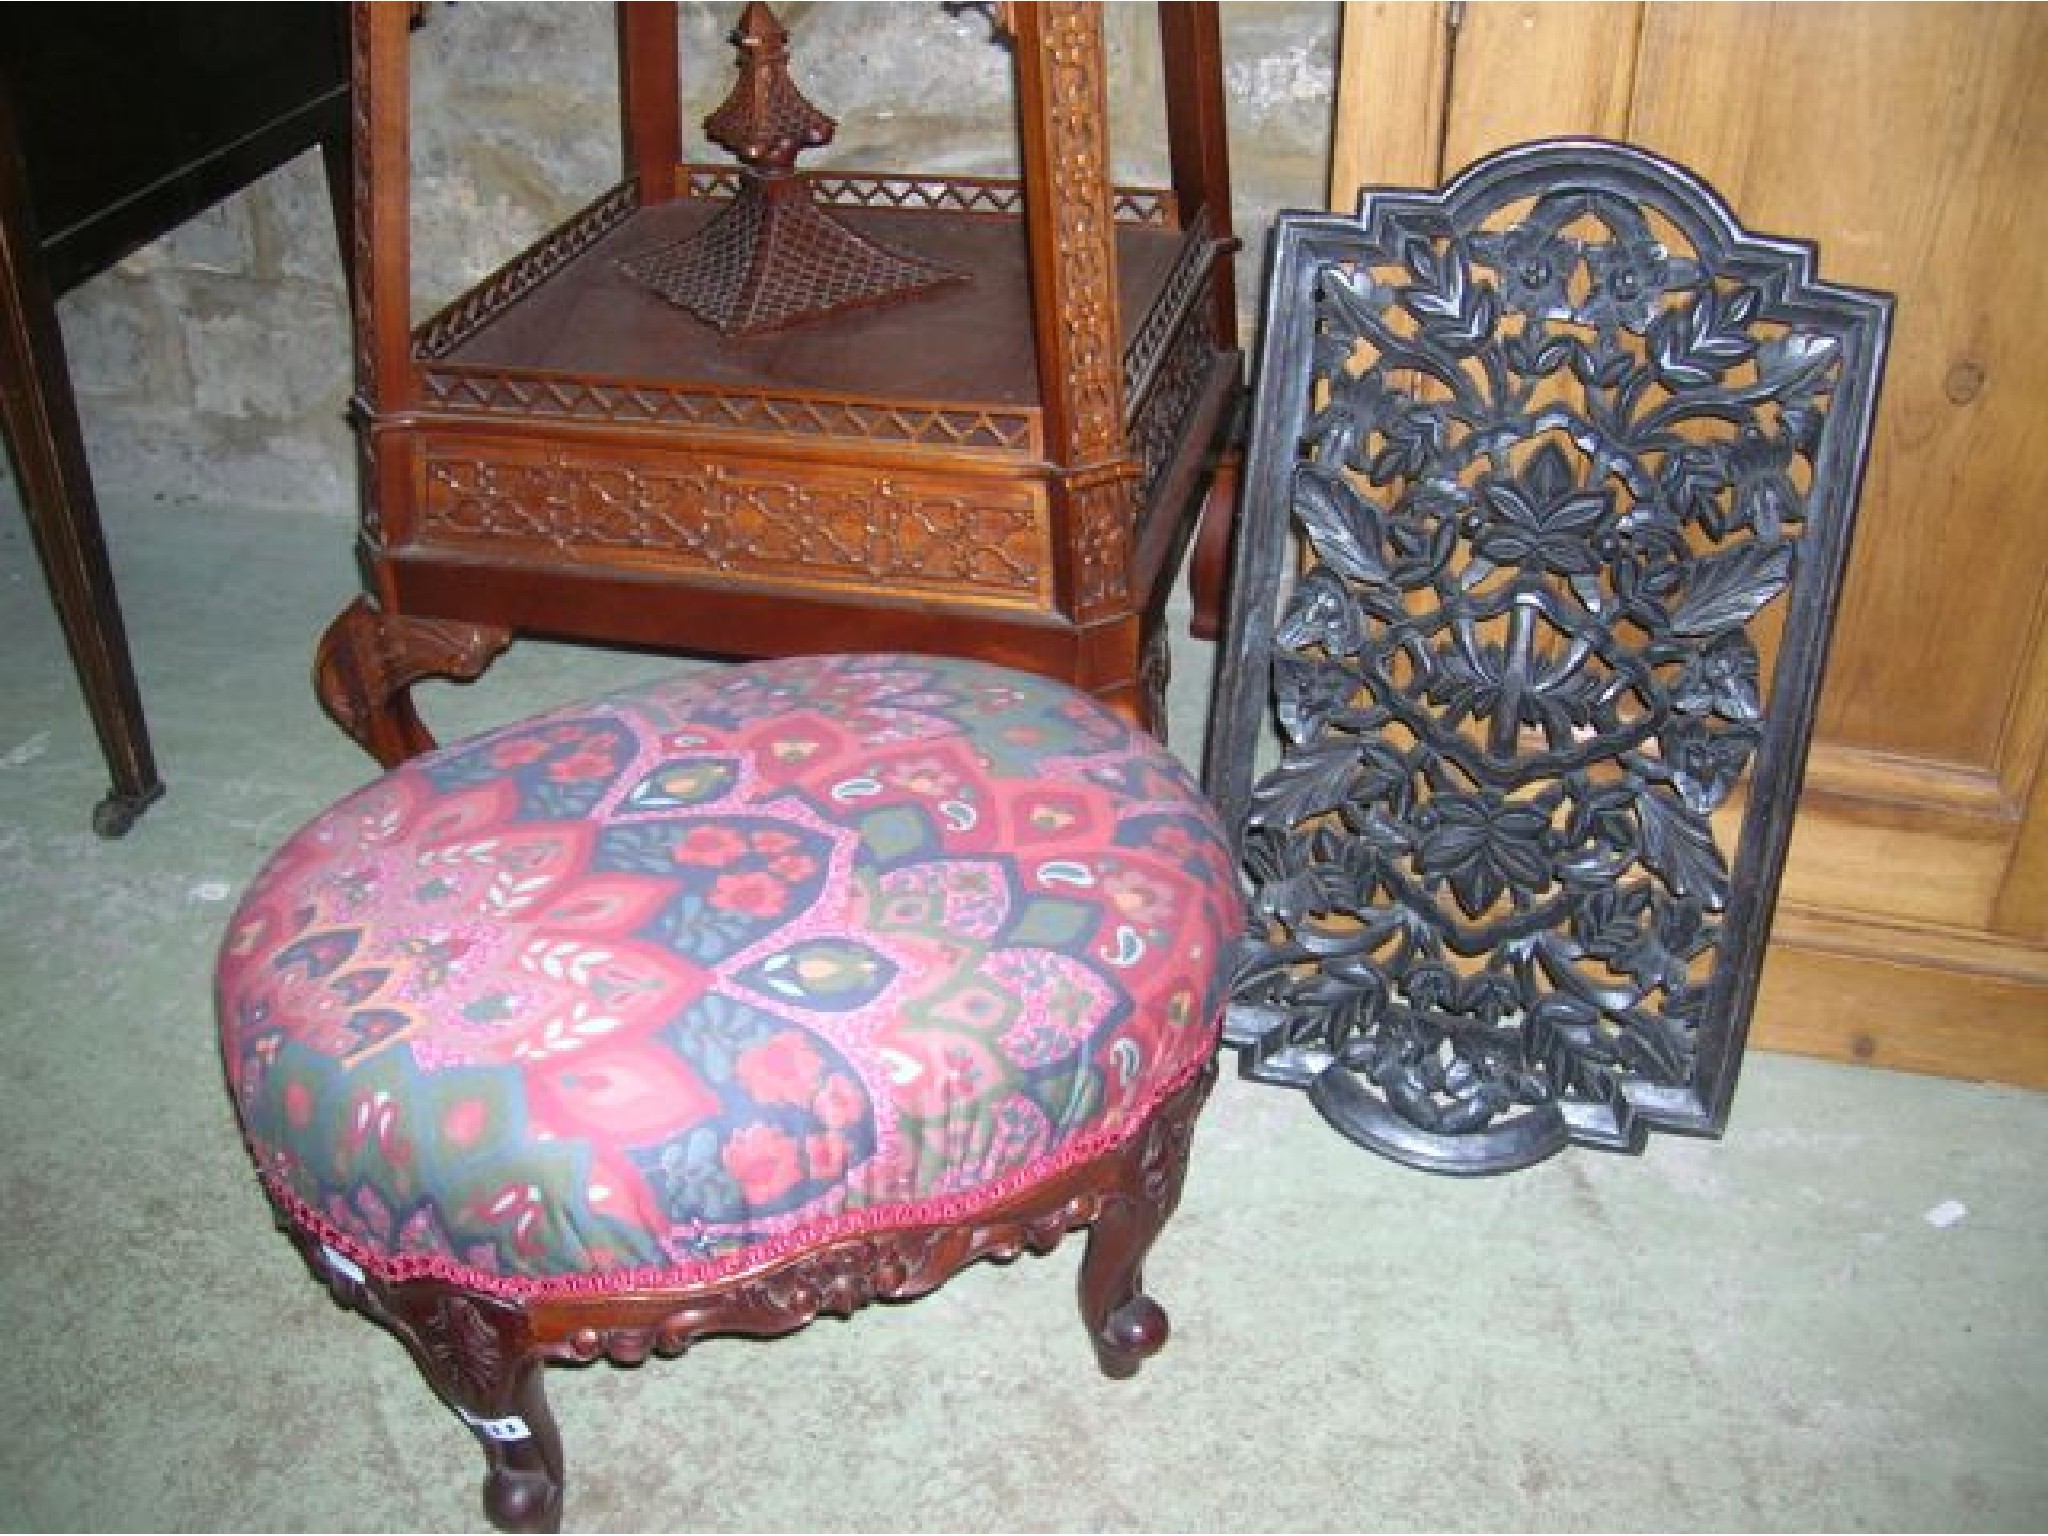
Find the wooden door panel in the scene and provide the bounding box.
[1438,3,1641,167]
[1331,3,1641,192]
[1329,2,1450,193]
[1441,3,1646,165]
[1628,3,2048,779]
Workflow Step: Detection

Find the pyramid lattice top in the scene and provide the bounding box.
[618,1,965,337]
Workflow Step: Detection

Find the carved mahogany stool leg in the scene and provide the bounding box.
[1076,1059,1216,1378]
[381,1286,564,1535]
[287,1229,566,1532]
[313,596,512,767]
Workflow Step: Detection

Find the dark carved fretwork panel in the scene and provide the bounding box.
[1206,140,1892,1173]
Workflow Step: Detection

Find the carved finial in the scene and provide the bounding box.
[702,2,836,172]
[618,0,967,336]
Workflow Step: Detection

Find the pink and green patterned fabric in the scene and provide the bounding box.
[217,655,1239,1297]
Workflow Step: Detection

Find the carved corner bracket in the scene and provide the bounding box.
[313,597,512,768]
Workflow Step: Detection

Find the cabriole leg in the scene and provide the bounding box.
[1076,1058,1216,1378]
[292,1232,567,1534]
[376,1281,566,1534]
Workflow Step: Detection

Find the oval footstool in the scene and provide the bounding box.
[216,653,1239,1532]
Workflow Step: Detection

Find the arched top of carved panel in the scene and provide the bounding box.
[1207,139,1892,1173]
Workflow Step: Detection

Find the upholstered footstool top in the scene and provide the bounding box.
[217,655,1240,1297]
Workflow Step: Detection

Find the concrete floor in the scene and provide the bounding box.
[3,492,2046,1532]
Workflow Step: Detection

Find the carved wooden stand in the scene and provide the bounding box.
[325,2,1240,756]
[282,1060,1214,1534]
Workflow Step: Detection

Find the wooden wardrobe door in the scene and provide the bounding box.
[1330,1,2048,1085]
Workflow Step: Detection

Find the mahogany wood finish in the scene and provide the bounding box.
[0,5,351,834]
[285,1058,1215,1534]
[328,1,1242,756]
[312,595,511,769]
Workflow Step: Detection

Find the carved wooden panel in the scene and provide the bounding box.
[1211,140,1891,1170]
[417,366,1042,456]
[414,441,1054,610]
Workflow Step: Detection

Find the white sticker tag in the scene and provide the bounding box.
[1925,1198,1969,1229]
[321,1243,366,1285]
[458,1408,533,1443]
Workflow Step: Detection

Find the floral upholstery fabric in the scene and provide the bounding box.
[217,655,1239,1297]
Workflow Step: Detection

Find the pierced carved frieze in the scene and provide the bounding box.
[412,184,641,362]
[682,165,1176,228]
[1210,141,1892,1173]
[1124,209,1225,408]
[416,367,1041,456]
[416,448,1053,608]
[1127,286,1223,507]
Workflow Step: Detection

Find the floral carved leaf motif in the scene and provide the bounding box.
[1216,143,1891,1172]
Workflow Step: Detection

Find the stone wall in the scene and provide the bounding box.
[43,1,1337,518]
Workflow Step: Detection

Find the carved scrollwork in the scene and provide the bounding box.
[410,1292,520,1405]
[286,1226,534,1423]
[558,1206,1096,1368]
[1130,1058,1208,1209]
[543,1066,1214,1371]
[314,598,513,767]
[1210,141,1892,1172]
[286,1227,564,1534]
